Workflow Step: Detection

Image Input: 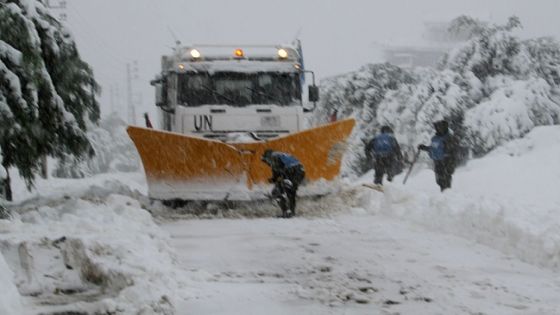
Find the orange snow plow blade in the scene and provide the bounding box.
[127,118,355,200]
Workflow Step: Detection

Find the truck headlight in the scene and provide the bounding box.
[190,49,201,59]
[277,48,288,59]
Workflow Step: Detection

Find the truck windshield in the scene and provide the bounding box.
[178,72,301,106]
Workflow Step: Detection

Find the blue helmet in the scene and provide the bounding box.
[380,125,393,133]
[261,149,274,163]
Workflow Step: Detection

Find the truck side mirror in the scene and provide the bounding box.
[151,77,168,108]
[155,83,164,107]
[308,85,319,103]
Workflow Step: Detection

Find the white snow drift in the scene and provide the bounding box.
[0,179,186,315]
[1,126,560,314]
[364,125,560,270]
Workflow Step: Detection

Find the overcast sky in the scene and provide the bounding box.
[60,0,560,120]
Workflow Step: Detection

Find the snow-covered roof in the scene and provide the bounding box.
[176,44,300,62]
[162,44,302,74]
[170,59,299,74]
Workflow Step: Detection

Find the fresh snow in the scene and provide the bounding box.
[168,126,560,314]
[0,254,23,315]
[1,173,184,315]
[400,125,560,269]
[168,215,560,314]
[2,126,560,314]
[175,60,298,74]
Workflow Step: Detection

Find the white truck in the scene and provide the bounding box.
[127,42,354,201]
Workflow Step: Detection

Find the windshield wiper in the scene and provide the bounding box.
[201,85,235,104]
[246,86,276,103]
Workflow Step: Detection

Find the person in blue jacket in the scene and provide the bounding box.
[366,126,403,186]
[418,120,458,191]
[261,150,305,218]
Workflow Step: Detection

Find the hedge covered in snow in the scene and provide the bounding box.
[316,16,560,175]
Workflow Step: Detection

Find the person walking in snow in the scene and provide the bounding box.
[366,126,403,186]
[261,149,305,218]
[417,120,458,191]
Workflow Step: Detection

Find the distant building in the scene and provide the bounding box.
[383,46,448,68]
[382,21,467,68]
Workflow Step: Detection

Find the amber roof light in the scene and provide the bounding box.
[234,48,244,58]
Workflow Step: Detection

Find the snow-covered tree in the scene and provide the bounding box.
[0,147,9,201]
[317,63,415,173]
[446,15,488,41]
[0,0,99,200]
[440,16,560,154]
[316,16,560,175]
[54,113,139,178]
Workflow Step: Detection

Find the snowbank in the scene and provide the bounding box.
[11,169,147,204]
[0,253,23,315]
[2,124,559,314]
[0,188,187,314]
[357,125,560,269]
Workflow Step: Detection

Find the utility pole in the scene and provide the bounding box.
[110,85,115,115]
[115,84,122,119]
[127,61,142,125]
[126,63,136,125]
[132,60,143,119]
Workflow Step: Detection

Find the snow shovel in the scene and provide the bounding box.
[402,149,421,185]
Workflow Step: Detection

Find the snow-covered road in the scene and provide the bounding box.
[167,213,560,315]
[3,126,560,315]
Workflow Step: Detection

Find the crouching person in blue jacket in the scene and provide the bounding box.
[418,120,458,191]
[261,150,305,218]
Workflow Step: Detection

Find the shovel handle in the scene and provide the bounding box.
[402,149,421,185]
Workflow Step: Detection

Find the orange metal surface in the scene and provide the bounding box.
[127,118,355,198]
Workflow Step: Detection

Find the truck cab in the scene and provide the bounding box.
[151,43,317,141]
